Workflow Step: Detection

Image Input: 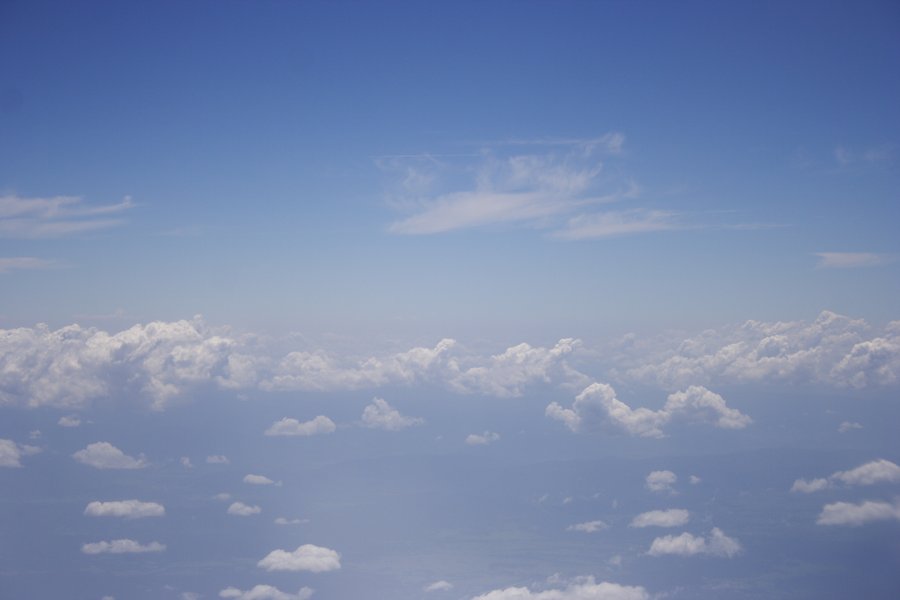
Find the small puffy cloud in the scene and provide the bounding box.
[58,415,81,427]
[0,439,40,468]
[817,499,900,526]
[84,500,165,519]
[73,442,147,469]
[567,520,608,533]
[466,431,500,446]
[645,470,677,493]
[219,585,314,600]
[214,492,232,501]
[647,528,741,558]
[838,421,863,433]
[630,509,690,528]
[207,455,230,464]
[424,580,453,592]
[244,474,275,485]
[265,415,336,437]
[228,502,262,516]
[28,429,41,439]
[546,384,750,438]
[791,459,900,493]
[257,544,341,572]
[814,252,894,269]
[81,539,165,554]
[470,576,649,600]
[689,475,701,485]
[181,457,193,468]
[275,517,308,526]
[361,397,424,431]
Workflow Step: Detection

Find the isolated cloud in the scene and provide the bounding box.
[361,397,424,430]
[257,544,341,572]
[424,580,453,592]
[791,459,900,493]
[621,311,900,390]
[0,194,133,239]
[470,576,648,600]
[73,442,147,469]
[244,474,276,485]
[816,499,900,526]
[265,416,336,437]
[207,455,230,464]
[84,500,165,519]
[58,415,81,427]
[630,509,690,528]
[0,439,40,467]
[228,502,261,516]
[466,431,500,446]
[554,209,677,240]
[567,520,608,533]
[546,384,750,438]
[645,471,677,493]
[838,421,863,433]
[814,252,894,269]
[647,528,741,557]
[274,517,308,526]
[219,585,314,600]
[81,539,165,554]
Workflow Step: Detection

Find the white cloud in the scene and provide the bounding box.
[546,384,750,438]
[647,528,741,558]
[689,475,701,485]
[274,517,308,526]
[244,474,276,485]
[361,397,424,430]
[645,471,677,493]
[470,576,648,600]
[466,431,500,446]
[630,509,690,528]
[72,442,147,469]
[219,585,314,600]
[207,455,230,464]
[424,580,453,592]
[84,500,165,519]
[228,502,262,516]
[181,456,193,468]
[81,539,165,554]
[817,499,900,526]
[0,194,134,239]
[814,252,895,269]
[58,414,81,427]
[554,209,678,240]
[620,311,900,390]
[257,544,341,572]
[265,415,336,437]
[790,459,900,493]
[214,492,232,502]
[0,257,54,273]
[838,421,863,433]
[0,439,40,468]
[567,520,608,533]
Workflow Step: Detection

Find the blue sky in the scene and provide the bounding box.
[1,1,899,599]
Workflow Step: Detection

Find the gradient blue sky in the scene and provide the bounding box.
[1,2,899,600]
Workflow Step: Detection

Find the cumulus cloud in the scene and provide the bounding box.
[244,474,276,485]
[264,415,336,437]
[361,397,424,430]
[567,520,608,533]
[274,517,308,526]
[81,539,165,554]
[546,384,750,438]
[424,580,453,592]
[470,576,648,600]
[257,544,341,572]
[817,499,900,526]
[228,502,262,516]
[620,311,900,390]
[0,439,40,467]
[645,471,677,493]
[84,500,165,519]
[58,415,81,427]
[838,421,863,433]
[214,493,232,502]
[466,431,500,446]
[219,585,314,600]
[647,528,741,557]
[73,442,147,469]
[207,455,230,464]
[790,459,900,493]
[0,193,134,238]
[630,509,690,528]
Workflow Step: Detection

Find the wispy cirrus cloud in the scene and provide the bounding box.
[0,194,134,238]
[0,257,55,273]
[814,252,895,269]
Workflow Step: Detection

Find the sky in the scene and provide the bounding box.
[1,1,899,599]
